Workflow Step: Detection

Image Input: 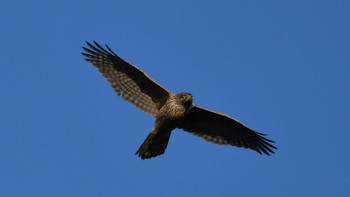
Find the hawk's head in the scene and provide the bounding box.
[176,92,193,107]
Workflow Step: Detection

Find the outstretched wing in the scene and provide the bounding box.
[82,41,170,116]
[178,106,277,155]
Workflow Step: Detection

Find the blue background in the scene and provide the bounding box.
[1,0,349,196]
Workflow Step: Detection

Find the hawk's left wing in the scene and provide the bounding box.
[82,41,170,116]
[178,106,277,155]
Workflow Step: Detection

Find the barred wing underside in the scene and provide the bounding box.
[82,41,170,116]
[179,106,277,155]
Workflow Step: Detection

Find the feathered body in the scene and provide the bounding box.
[136,93,193,159]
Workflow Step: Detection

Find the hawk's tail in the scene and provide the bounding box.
[135,130,171,160]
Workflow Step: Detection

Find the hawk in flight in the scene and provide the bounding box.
[82,41,277,159]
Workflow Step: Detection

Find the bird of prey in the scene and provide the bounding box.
[82,41,277,159]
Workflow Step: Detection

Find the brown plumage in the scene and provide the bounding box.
[82,41,277,159]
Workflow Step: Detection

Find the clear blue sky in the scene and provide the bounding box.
[1,0,349,196]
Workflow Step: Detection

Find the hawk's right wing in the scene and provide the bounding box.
[179,106,277,155]
[82,41,170,117]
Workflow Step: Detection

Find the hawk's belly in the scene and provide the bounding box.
[154,116,184,134]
